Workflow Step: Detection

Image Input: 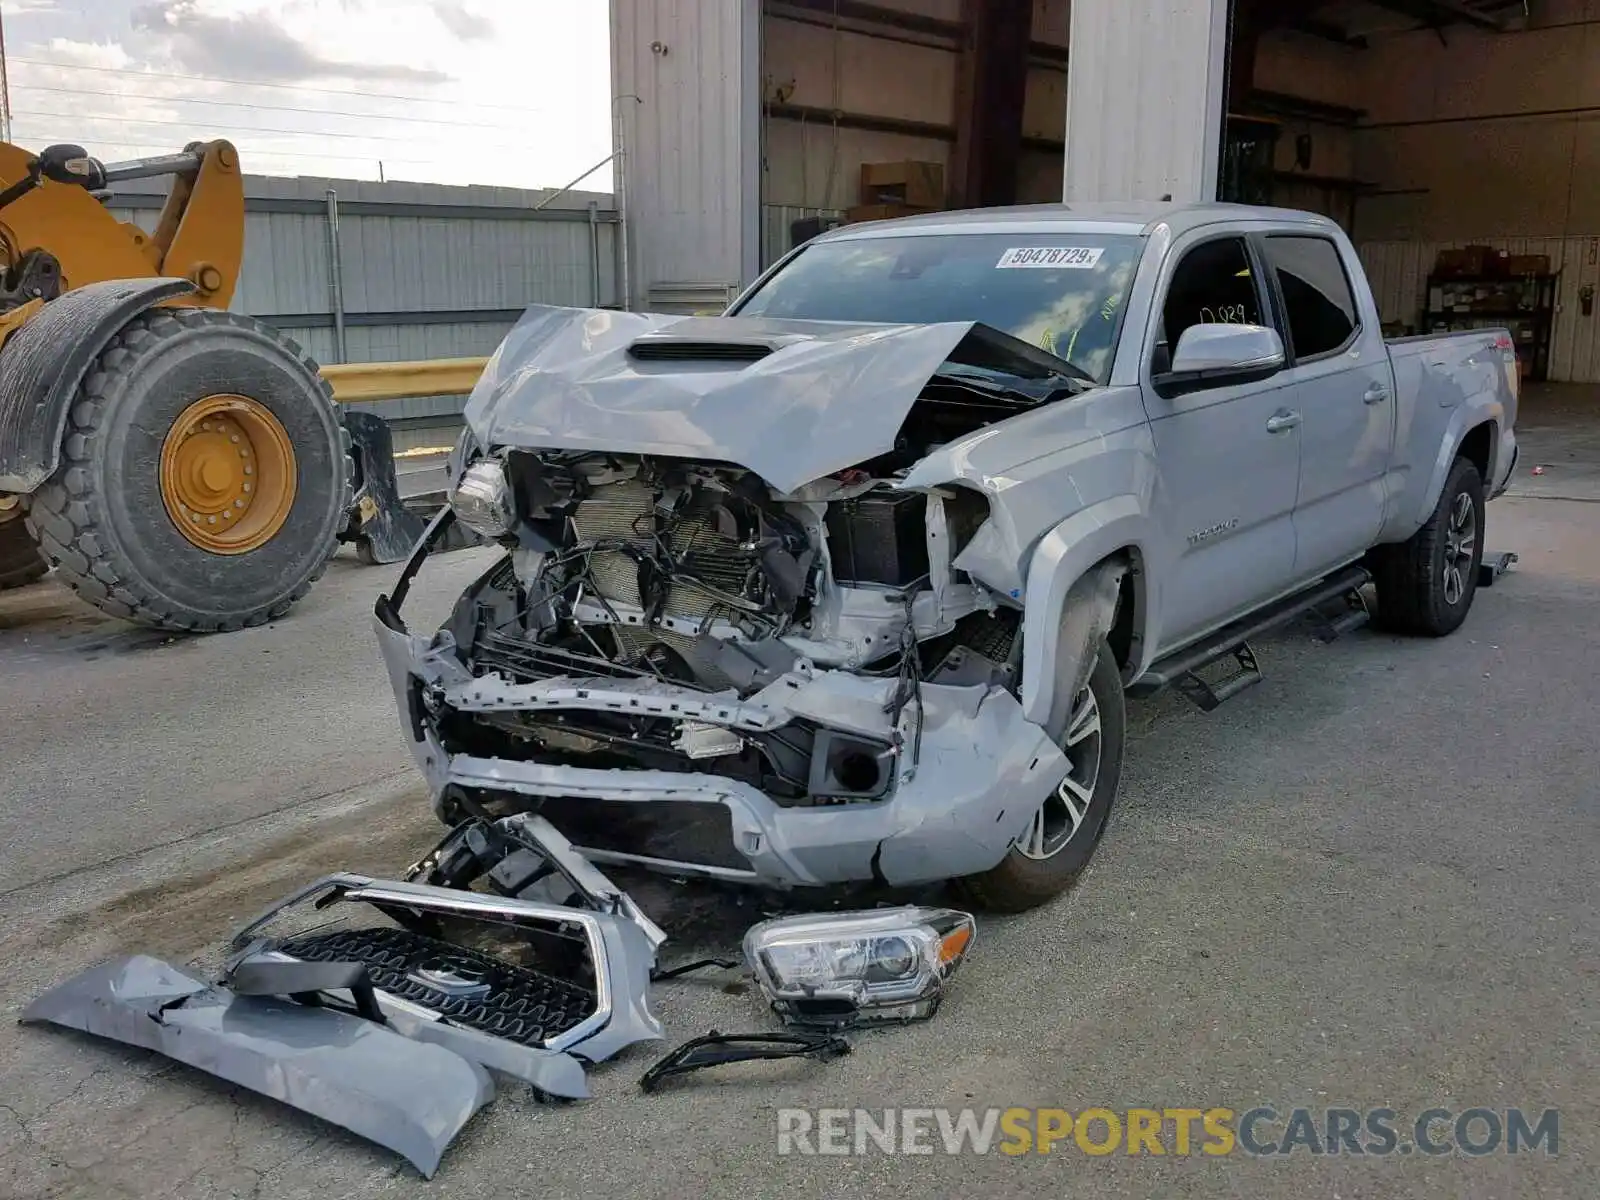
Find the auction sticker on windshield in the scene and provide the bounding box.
[996,247,1105,269]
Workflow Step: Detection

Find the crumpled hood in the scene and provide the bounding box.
[462,305,983,493]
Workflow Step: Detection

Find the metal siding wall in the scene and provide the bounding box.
[1062,0,1227,204]
[335,214,600,314]
[1359,235,1600,383]
[612,0,758,303]
[111,173,618,424]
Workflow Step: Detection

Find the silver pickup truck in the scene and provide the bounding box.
[376,202,1518,912]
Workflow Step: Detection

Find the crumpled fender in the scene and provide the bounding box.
[1018,496,1154,728]
[21,954,494,1179]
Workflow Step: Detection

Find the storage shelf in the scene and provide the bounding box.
[1423,271,1557,382]
[1425,311,1540,320]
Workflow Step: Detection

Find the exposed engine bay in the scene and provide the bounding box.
[439,449,1015,813]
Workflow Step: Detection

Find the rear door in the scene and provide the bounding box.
[1256,233,1393,576]
[1141,232,1301,648]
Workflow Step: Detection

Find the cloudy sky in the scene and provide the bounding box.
[2,0,613,191]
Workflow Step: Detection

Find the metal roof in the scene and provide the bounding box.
[818,201,1342,242]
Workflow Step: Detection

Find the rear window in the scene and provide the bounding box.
[732,232,1145,383]
[1263,236,1359,359]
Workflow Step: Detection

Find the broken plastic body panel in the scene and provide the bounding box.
[21,955,493,1179]
[406,812,668,951]
[220,949,591,1099]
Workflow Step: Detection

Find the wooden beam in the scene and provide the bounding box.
[1289,17,1369,48]
[769,0,1069,65]
[950,0,1033,209]
[1362,0,1507,30]
[764,102,1065,153]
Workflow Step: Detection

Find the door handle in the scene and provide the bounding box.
[1265,410,1301,433]
[1364,384,1391,405]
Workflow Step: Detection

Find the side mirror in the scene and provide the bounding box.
[1163,323,1285,390]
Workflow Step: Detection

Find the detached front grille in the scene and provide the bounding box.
[281,926,596,1047]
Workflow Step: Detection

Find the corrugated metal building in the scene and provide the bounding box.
[110,172,620,435]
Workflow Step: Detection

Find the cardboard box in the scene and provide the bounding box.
[844,202,934,224]
[1506,254,1551,276]
[859,160,945,209]
[1435,245,1496,277]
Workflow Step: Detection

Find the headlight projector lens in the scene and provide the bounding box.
[742,906,976,1029]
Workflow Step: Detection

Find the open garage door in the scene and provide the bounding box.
[613,0,1600,421]
[1233,0,1600,412]
[755,1,1076,268]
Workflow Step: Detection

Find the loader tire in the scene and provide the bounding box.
[0,514,48,590]
[25,308,351,633]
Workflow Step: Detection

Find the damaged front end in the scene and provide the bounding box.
[377,307,1085,890]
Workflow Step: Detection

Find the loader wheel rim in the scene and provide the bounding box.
[159,394,297,555]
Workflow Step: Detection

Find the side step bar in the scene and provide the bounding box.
[1128,565,1372,712]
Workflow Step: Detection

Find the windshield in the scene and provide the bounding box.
[732,231,1145,384]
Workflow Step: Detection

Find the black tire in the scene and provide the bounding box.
[0,515,48,590]
[1371,456,1484,637]
[24,308,351,632]
[956,641,1127,913]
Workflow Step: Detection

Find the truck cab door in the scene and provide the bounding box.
[1141,234,1301,649]
[1255,233,1393,576]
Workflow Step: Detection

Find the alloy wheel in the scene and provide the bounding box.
[1016,685,1103,861]
[1442,489,1477,606]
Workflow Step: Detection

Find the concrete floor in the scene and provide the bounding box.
[0,456,1596,1197]
[1505,382,1600,502]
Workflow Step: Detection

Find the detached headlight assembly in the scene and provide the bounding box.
[743,906,976,1029]
[448,459,516,538]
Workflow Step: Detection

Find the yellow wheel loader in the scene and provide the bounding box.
[0,139,352,630]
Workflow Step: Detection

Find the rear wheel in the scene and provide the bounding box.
[0,512,47,590]
[956,641,1126,913]
[1372,455,1484,637]
[25,308,350,632]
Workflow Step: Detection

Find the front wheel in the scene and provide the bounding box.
[25,308,350,632]
[956,641,1126,913]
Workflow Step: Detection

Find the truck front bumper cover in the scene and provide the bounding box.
[374,515,1069,890]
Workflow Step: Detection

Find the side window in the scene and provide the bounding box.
[1158,237,1263,361]
[1263,236,1358,359]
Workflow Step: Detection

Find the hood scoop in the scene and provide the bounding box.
[625,319,828,364]
[627,339,774,364]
